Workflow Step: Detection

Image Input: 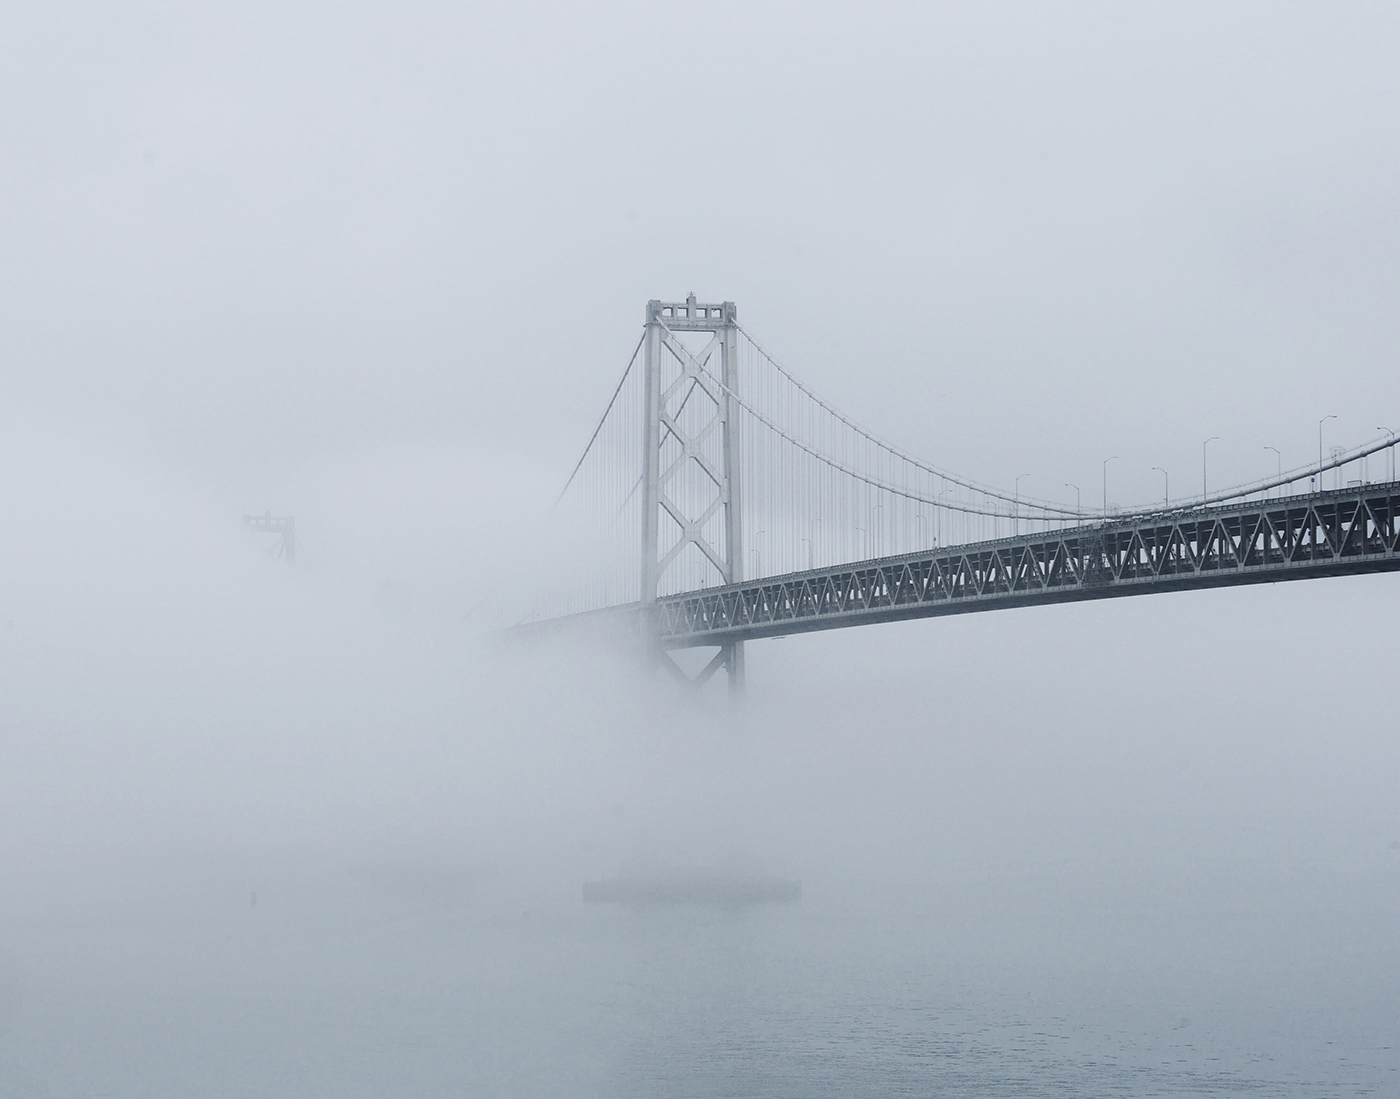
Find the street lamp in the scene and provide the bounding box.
[1379,428,1396,482]
[1102,457,1118,516]
[1264,446,1281,498]
[1065,483,1080,526]
[1152,467,1169,508]
[1203,437,1219,501]
[1015,473,1030,535]
[1318,415,1337,492]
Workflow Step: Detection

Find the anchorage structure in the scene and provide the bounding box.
[242,513,296,563]
[642,296,745,691]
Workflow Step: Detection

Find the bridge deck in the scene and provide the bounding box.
[652,482,1400,647]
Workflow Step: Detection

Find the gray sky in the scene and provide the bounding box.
[5,2,1398,515]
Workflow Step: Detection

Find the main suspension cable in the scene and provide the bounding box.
[735,321,1087,515]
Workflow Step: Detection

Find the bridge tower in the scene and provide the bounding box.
[641,295,745,692]
[242,512,296,563]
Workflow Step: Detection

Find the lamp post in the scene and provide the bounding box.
[1102,457,1118,517]
[1264,446,1281,498]
[1203,437,1219,502]
[1152,467,1168,509]
[1379,428,1396,482]
[1015,473,1030,536]
[1065,483,1080,526]
[1318,415,1336,492]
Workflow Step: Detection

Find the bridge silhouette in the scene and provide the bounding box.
[527,296,1400,692]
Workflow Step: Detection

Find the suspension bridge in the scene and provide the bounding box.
[524,296,1400,692]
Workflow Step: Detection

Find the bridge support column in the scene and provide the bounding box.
[720,309,745,696]
[640,295,745,697]
[641,318,664,609]
[724,641,744,695]
[655,641,744,696]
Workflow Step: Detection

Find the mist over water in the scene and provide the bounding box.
[5,2,1400,1095]
[1,425,1396,1096]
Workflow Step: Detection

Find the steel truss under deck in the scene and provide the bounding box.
[649,481,1400,647]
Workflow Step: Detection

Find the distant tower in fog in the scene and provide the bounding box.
[242,512,296,563]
